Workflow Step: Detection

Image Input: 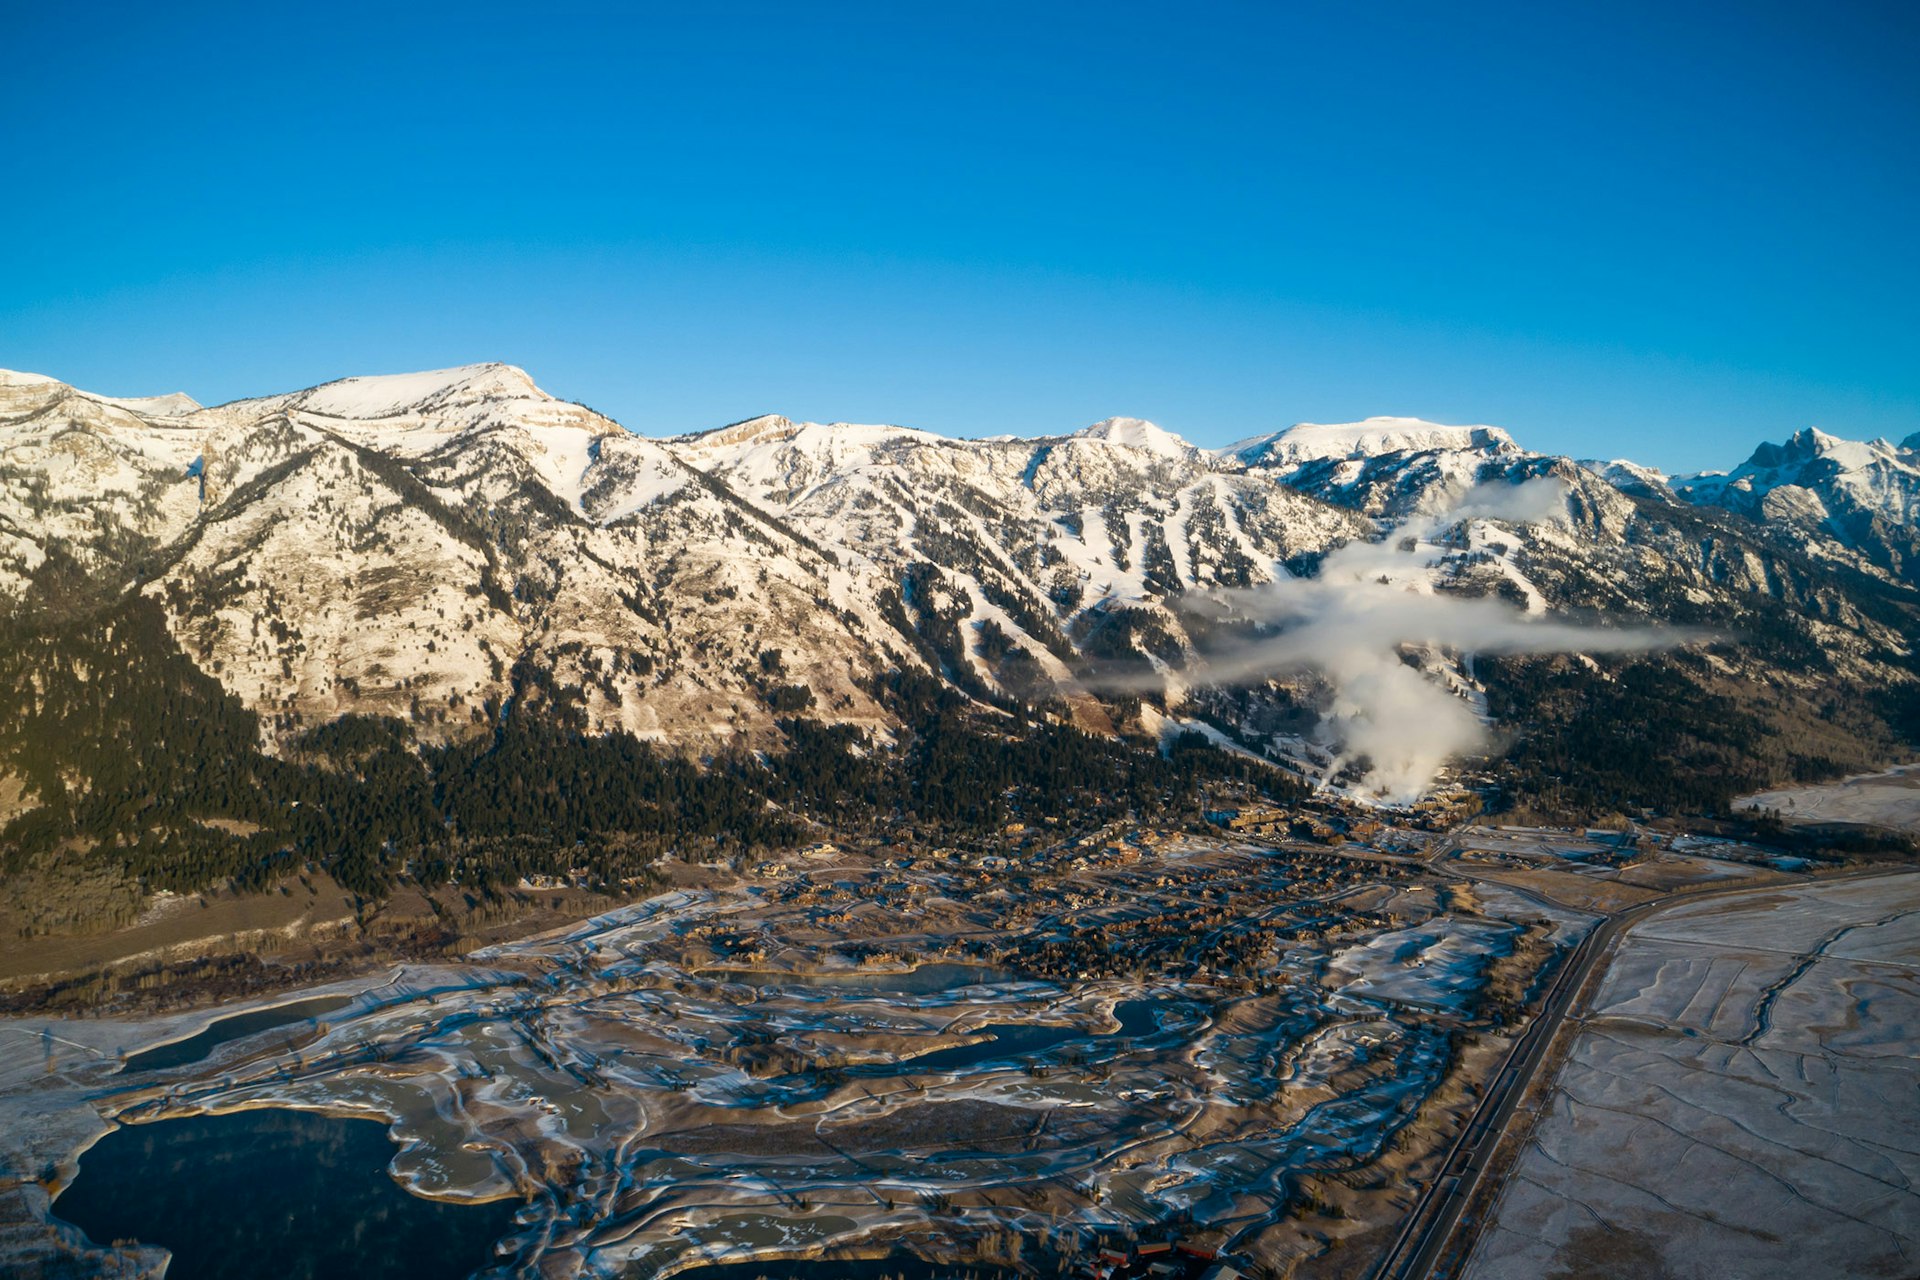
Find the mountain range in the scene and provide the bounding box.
[3,362,1916,903]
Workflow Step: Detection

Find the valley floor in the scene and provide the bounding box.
[1738,762,1920,834]
[0,820,1900,1280]
[1462,873,1920,1280]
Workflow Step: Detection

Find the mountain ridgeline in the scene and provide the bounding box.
[2,364,1916,901]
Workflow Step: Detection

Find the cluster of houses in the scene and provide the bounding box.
[1070,1238,1245,1280]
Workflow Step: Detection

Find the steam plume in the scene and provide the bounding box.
[1171,478,1694,802]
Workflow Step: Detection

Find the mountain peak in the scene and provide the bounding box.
[1070,417,1200,459]
[1740,426,1891,475]
[0,369,201,418]
[1222,416,1519,469]
[685,414,802,448]
[263,362,548,420]
[96,390,201,417]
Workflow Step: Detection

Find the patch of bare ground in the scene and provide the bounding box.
[1539,1223,1679,1280]
[0,874,358,984]
[2,830,1598,1278]
[0,875,657,1016]
[1453,865,1662,914]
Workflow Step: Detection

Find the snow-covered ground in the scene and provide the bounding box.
[1466,872,1920,1280]
[1738,762,1920,833]
[1323,919,1516,1010]
[1220,417,1518,469]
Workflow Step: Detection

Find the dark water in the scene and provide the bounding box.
[883,1021,1083,1073]
[1109,998,1167,1041]
[53,1110,519,1280]
[853,997,1178,1077]
[122,994,354,1073]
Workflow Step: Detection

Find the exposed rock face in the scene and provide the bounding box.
[1673,427,1920,584]
[2,363,1916,804]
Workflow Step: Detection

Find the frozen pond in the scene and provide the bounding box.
[709,964,1022,995]
[53,1109,518,1280]
[862,998,1172,1075]
[120,994,353,1073]
[681,1258,1019,1279]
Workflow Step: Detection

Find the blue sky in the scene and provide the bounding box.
[2,1,1913,471]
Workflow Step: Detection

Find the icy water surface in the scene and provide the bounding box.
[121,993,353,1073]
[52,849,1564,1278]
[54,1109,518,1280]
[854,998,1174,1076]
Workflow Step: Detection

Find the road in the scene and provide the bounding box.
[1366,861,1905,1280]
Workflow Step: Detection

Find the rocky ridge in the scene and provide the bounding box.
[3,363,1916,825]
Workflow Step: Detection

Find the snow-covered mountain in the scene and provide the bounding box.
[1220,417,1526,520]
[0,365,914,749]
[1222,416,1519,470]
[1673,428,1920,583]
[3,364,1916,822]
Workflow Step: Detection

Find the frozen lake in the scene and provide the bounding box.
[54,1109,518,1280]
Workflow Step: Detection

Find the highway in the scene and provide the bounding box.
[1366,858,1905,1280]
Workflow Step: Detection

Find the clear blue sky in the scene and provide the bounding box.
[3,1,1914,471]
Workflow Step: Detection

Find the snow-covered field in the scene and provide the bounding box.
[1738,762,1920,832]
[1466,873,1920,1279]
[1323,919,1516,1010]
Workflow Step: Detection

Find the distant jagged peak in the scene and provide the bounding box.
[1723,426,1916,480]
[1764,426,1907,468]
[1067,416,1202,460]
[1223,416,1521,468]
[1579,457,1671,500]
[1674,425,1920,549]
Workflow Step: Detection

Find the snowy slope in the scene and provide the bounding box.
[5,362,1918,803]
[1070,416,1205,461]
[0,368,908,750]
[226,362,547,420]
[1675,428,1920,530]
[1222,417,1518,469]
[1673,428,1920,582]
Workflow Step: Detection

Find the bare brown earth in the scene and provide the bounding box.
[0,872,659,1016]
[0,877,357,984]
[0,821,1851,1278]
